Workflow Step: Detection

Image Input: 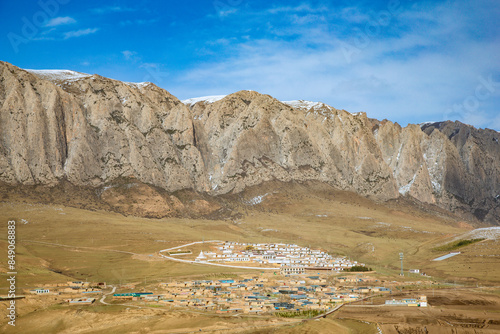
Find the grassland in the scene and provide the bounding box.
[0,181,499,333]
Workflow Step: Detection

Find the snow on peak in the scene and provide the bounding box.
[124,82,152,88]
[282,100,332,111]
[26,69,155,89]
[26,69,91,82]
[182,95,227,106]
[419,121,439,128]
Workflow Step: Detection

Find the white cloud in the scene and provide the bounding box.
[64,28,99,39]
[217,8,238,17]
[206,38,236,46]
[120,18,158,26]
[169,1,500,130]
[92,6,135,14]
[267,3,328,14]
[337,7,371,24]
[45,16,76,27]
[291,14,326,25]
[140,63,160,69]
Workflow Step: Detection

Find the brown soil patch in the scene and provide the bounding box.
[336,288,500,334]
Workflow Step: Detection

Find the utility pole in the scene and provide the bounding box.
[399,252,404,276]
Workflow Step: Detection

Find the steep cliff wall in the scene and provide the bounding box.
[1,61,498,223]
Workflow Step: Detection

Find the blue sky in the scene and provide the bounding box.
[1,0,499,130]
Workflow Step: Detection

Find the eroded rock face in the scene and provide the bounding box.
[0,61,498,223]
[190,91,398,200]
[0,61,207,193]
[421,121,500,223]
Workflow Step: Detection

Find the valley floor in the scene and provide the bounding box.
[0,184,499,333]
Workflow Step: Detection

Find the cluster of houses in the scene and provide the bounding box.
[111,274,391,314]
[28,281,105,304]
[194,242,363,271]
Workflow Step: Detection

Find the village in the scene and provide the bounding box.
[143,273,394,314]
[20,241,431,316]
[163,241,364,273]
[109,272,429,315]
[24,272,432,315]
[26,280,107,305]
[110,241,400,314]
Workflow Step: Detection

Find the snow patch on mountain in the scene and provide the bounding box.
[26,69,91,82]
[26,69,155,89]
[243,193,270,205]
[124,82,152,88]
[458,227,500,240]
[399,173,417,195]
[282,100,333,111]
[419,121,439,127]
[182,95,227,106]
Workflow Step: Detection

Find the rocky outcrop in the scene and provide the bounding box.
[0,61,498,223]
[372,119,499,222]
[190,91,398,200]
[421,121,500,223]
[0,62,207,193]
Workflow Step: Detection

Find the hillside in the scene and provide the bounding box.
[0,61,499,223]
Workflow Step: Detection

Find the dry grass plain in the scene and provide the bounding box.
[0,181,499,333]
[337,288,500,334]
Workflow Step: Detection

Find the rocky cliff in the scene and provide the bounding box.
[0,61,498,223]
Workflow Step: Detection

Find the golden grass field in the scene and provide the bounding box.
[0,181,499,333]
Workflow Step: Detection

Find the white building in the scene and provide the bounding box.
[195,251,207,262]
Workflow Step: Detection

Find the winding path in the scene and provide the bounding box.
[22,240,137,255]
[158,240,279,271]
[99,285,116,305]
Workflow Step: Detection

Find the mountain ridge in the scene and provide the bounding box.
[1,61,498,223]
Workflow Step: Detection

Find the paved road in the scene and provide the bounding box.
[99,286,116,305]
[161,240,223,252]
[309,303,344,320]
[306,294,381,321]
[159,240,279,271]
